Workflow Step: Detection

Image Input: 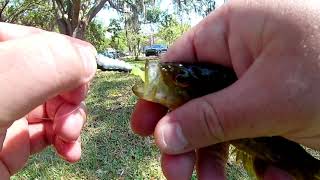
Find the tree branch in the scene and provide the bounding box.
[53,0,66,14]
[106,0,125,14]
[80,0,90,18]
[52,0,68,25]
[7,1,36,23]
[52,0,72,36]
[0,0,9,21]
[66,0,73,19]
[86,0,108,23]
[52,0,59,20]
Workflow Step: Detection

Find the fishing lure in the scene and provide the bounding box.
[132,60,320,180]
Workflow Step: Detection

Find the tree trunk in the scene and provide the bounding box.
[53,0,108,40]
[0,0,9,22]
[73,20,87,40]
[57,18,87,40]
[134,47,139,60]
[134,37,140,60]
[57,18,72,36]
[125,28,132,53]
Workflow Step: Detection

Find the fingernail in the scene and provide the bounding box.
[160,122,188,153]
[77,45,97,79]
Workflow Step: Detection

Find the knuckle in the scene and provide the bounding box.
[197,97,227,143]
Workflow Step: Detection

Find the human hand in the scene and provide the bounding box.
[131,0,320,179]
[0,22,96,178]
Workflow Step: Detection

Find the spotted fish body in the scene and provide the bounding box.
[132,60,320,180]
[133,60,237,109]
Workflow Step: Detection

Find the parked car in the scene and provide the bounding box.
[145,44,167,56]
[101,51,119,59]
[96,54,132,72]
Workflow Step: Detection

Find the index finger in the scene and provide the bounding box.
[0,30,96,124]
[131,99,168,136]
[162,4,232,67]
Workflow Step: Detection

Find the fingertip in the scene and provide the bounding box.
[130,100,167,136]
[154,119,190,154]
[54,104,85,142]
[54,137,81,163]
[69,37,97,54]
[161,152,196,180]
[161,29,196,63]
[196,144,228,180]
[27,105,47,123]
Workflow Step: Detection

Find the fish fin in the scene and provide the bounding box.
[131,66,145,82]
[235,149,259,180]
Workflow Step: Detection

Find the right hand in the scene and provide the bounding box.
[131,0,320,179]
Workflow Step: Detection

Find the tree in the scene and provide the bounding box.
[144,7,162,45]
[1,0,215,55]
[0,0,115,52]
[85,20,110,53]
[145,7,161,24]
[52,0,110,39]
[172,0,216,18]
[124,1,144,59]
[0,0,110,39]
[111,0,152,59]
[157,14,190,45]
[107,18,122,50]
[113,31,128,51]
[0,0,54,29]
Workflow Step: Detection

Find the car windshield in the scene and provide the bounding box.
[151,45,163,48]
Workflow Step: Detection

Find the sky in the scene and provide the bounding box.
[96,0,225,36]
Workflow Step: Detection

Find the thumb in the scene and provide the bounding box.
[154,61,310,154]
[0,31,96,125]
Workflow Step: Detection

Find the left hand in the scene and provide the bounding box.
[0,23,97,178]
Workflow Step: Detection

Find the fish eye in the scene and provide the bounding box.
[175,74,190,87]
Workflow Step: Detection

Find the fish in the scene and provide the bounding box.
[132,60,320,180]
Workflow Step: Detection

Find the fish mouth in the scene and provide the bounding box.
[132,60,189,109]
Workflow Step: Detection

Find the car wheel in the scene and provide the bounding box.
[97,64,105,70]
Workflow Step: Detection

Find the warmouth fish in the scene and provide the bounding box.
[132,60,320,180]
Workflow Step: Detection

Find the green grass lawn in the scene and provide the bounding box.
[12,59,319,179]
